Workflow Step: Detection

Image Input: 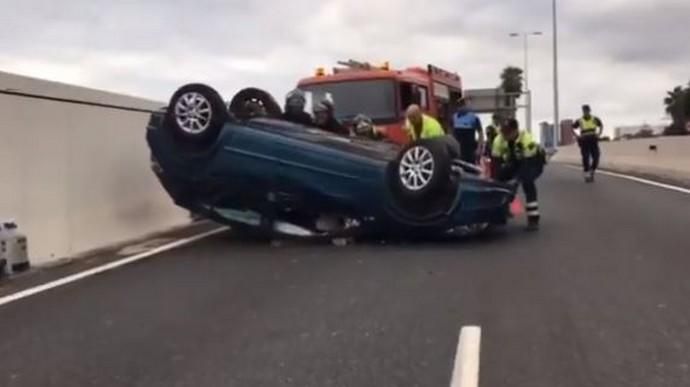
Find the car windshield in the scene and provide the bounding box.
[300,79,397,121]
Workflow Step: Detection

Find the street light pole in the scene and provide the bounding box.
[523,34,529,90]
[552,0,560,144]
[510,31,542,132]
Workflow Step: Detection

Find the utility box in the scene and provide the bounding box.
[0,220,30,275]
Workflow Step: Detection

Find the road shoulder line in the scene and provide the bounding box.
[0,227,228,308]
[563,165,690,195]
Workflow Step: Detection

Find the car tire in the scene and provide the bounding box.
[389,138,453,201]
[228,87,283,120]
[166,83,228,145]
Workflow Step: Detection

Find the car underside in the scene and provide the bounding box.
[146,84,516,240]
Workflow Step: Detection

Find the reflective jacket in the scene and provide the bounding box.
[576,116,602,136]
[405,114,445,141]
[492,131,541,162]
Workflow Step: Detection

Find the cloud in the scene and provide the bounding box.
[566,1,690,65]
[0,0,687,134]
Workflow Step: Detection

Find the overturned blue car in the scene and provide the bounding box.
[146,84,515,239]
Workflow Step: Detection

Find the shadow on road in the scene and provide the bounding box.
[216,223,531,249]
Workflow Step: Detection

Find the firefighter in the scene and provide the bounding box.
[492,118,546,231]
[313,100,349,136]
[281,89,313,126]
[404,104,445,141]
[452,97,484,164]
[352,114,386,140]
[572,104,604,182]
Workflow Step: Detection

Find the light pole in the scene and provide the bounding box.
[509,31,542,131]
[552,0,560,144]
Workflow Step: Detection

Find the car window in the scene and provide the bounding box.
[418,85,429,110]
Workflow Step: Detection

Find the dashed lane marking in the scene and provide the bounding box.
[450,326,482,387]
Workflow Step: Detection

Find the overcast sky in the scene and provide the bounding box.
[2,0,689,134]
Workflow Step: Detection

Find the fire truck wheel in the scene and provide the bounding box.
[166,83,229,145]
[229,88,283,120]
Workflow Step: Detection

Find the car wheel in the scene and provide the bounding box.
[228,87,282,120]
[166,83,228,145]
[391,138,453,201]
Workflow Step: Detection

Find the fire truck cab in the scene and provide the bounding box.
[297,60,463,144]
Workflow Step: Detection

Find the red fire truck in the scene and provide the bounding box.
[297,60,463,144]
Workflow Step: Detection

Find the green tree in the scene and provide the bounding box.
[499,66,524,118]
[500,66,524,95]
[663,82,690,135]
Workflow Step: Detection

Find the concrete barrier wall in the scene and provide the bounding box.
[553,137,690,184]
[0,71,189,265]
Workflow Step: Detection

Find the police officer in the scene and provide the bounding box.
[281,89,313,126]
[492,118,546,231]
[404,104,445,141]
[452,97,484,164]
[572,104,604,182]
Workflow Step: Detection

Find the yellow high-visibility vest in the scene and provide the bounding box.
[404,114,445,141]
[578,116,599,134]
[492,131,540,162]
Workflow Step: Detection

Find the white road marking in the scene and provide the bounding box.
[0,227,228,308]
[450,326,482,387]
[564,165,690,195]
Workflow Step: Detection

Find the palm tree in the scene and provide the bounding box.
[500,66,524,95]
[663,85,689,135]
[499,66,524,118]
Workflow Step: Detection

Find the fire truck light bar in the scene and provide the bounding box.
[427,64,460,82]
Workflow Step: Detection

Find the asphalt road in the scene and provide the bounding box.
[1,165,690,387]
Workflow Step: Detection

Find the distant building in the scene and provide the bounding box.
[539,121,556,149]
[614,124,665,139]
[559,119,575,146]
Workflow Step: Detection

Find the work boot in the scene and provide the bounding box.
[584,171,593,183]
[526,216,540,231]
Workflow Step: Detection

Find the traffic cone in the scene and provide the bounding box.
[510,197,524,216]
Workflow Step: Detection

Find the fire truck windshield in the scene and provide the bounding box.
[300,79,396,122]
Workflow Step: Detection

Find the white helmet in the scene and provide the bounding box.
[352,114,374,135]
[285,89,306,109]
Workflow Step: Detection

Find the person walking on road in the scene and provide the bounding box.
[452,97,484,164]
[492,118,546,231]
[572,104,604,182]
[404,104,445,141]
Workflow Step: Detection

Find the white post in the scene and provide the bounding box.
[524,35,531,132]
[526,90,532,134]
[510,31,541,132]
[552,0,560,142]
[523,34,529,91]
